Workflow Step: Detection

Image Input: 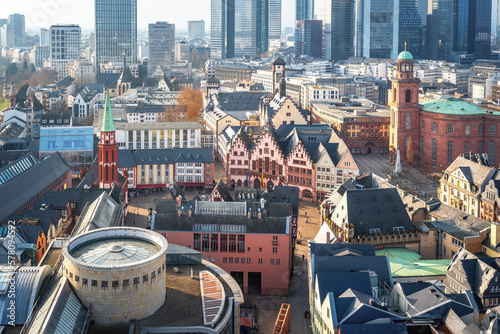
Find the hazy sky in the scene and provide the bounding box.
[1,0,296,33]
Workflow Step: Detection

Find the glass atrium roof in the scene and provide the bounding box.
[71,238,160,266]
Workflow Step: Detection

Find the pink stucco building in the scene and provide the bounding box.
[152,198,294,295]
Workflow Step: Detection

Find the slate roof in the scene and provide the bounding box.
[165,180,186,200]
[310,243,375,257]
[216,92,270,112]
[117,149,136,168]
[332,188,415,235]
[339,324,408,334]
[16,83,45,110]
[0,151,32,168]
[311,254,393,290]
[0,265,53,325]
[316,272,372,302]
[17,225,43,244]
[273,57,286,65]
[153,200,290,234]
[0,153,71,222]
[210,180,233,201]
[129,148,214,166]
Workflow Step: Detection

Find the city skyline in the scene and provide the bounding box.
[1,0,296,32]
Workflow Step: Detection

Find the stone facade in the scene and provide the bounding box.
[63,228,168,325]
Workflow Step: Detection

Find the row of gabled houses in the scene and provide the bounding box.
[222,124,360,202]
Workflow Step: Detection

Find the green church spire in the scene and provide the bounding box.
[101,89,115,132]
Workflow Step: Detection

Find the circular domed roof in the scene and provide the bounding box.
[398,50,413,60]
[420,97,494,116]
[64,227,168,269]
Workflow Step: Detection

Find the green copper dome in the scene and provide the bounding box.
[101,89,115,132]
[419,97,499,115]
[398,50,413,60]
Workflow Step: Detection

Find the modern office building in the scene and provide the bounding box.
[148,22,175,73]
[257,0,269,54]
[40,28,50,46]
[355,0,399,58]
[314,0,332,59]
[188,20,205,38]
[269,0,282,40]
[8,13,25,47]
[295,20,323,59]
[296,0,314,20]
[331,0,355,61]
[452,0,491,60]
[437,0,454,61]
[210,0,235,59]
[235,0,257,57]
[39,127,94,169]
[49,25,81,79]
[399,0,424,59]
[0,24,14,47]
[95,0,137,70]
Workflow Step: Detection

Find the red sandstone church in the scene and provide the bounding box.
[390,50,500,169]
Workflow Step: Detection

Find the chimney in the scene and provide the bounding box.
[248,211,251,218]
[176,195,182,206]
[188,209,192,217]
[258,211,262,219]
[326,232,330,244]
[491,222,500,248]
[177,210,182,217]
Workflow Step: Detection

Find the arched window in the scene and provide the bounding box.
[421,120,425,130]
[447,124,454,134]
[432,123,437,132]
[405,90,411,103]
[490,124,496,135]
[490,141,495,164]
[465,142,470,153]
[393,88,397,103]
[406,114,411,129]
[465,124,471,135]
[420,137,424,162]
[432,139,437,161]
[447,141,454,163]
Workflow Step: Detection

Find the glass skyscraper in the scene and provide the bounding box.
[235,0,257,57]
[355,0,399,58]
[210,0,235,59]
[399,0,424,59]
[296,0,314,21]
[332,0,355,61]
[95,0,137,69]
[269,0,282,40]
[295,20,323,58]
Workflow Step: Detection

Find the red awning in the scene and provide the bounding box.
[136,184,166,190]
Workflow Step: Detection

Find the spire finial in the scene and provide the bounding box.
[404,41,407,51]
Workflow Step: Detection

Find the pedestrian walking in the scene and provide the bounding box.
[302,254,305,261]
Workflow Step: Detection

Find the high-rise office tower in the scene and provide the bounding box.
[40,28,50,46]
[355,0,399,58]
[314,0,332,59]
[210,0,235,59]
[95,0,137,70]
[188,20,205,38]
[436,0,491,61]
[295,20,323,58]
[0,24,14,48]
[269,0,282,40]
[49,25,81,79]
[235,0,257,56]
[437,0,453,61]
[257,0,269,54]
[8,14,25,47]
[399,0,424,59]
[452,0,491,59]
[332,0,355,61]
[296,0,314,20]
[148,22,175,73]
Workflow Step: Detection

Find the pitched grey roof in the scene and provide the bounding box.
[210,180,233,201]
[332,188,415,235]
[216,92,270,112]
[0,153,71,222]
[72,192,120,236]
[0,265,53,325]
[310,243,375,257]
